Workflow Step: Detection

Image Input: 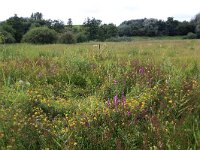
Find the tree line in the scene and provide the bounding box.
[0,12,200,44]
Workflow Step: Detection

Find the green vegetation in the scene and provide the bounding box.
[22,27,57,44]
[58,31,76,44]
[0,39,200,149]
[1,12,200,44]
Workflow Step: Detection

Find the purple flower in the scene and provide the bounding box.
[122,95,126,105]
[139,67,145,75]
[114,95,118,106]
[127,111,131,116]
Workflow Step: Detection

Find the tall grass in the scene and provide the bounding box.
[0,40,200,149]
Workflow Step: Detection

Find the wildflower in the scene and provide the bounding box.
[113,80,118,85]
[127,111,131,116]
[26,81,30,86]
[114,95,118,106]
[168,100,173,104]
[74,142,77,146]
[139,67,145,74]
[141,102,145,108]
[122,95,126,105]
[18,80,24,85]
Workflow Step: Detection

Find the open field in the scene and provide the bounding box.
[0,39,200,149]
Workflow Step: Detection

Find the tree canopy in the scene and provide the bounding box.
[0,12,200,44]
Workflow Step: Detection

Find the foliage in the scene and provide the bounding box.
[49,20,65,33]
[184,32,197,39]
[190,12,200,38]
[31,12,43,21]
[76,32,88,43]
[1,12,200,43]
[118,19,146,36]
[6,14,31,42]
[58,31,76,44]
[83,17,102,40]
[67,18,73,28]
[0,40,200,149]
[98,23,118,41]
[22,27,57,44]
[0,30,16,43]
[0,23,16,37]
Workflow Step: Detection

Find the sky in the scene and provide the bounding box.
[0,0,200,25]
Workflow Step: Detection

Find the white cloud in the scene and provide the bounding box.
[0,0,200,25]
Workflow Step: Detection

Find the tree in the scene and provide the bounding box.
[106,23,118,38]
[98,23,118,41]
[177,21,195,35]
[67,18,73,28]
[6,14,31,42]
[166,17,179,36]
[118,24,132,36]
[194,12,200,38]
[31,12,43,21]
[50,20,65,33]
[156,20,167,35]
[83,17,102,40]
[118,19,145,36]
[143,18,159,36]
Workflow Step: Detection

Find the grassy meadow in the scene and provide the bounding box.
[0,39,200,149]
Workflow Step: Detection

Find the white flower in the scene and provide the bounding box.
[18,80,24,84]
[26,81,30,86]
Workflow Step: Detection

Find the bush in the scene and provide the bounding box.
[76,33,88,43]
[22,27,57,44]
[184,32,197,39]
[0,30,16,43]
[58,31,76,44]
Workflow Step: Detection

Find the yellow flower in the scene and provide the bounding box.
[74,142,77,146]
[141,102,145,108]
[168,100,173,104]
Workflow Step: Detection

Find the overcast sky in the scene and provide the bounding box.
[0,0,200,25]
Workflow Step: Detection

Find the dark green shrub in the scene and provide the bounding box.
[58,31,76,44]
[76,33,88,43]
[0,30,16,43]
[184,32,197,39]
[22,27,57,44]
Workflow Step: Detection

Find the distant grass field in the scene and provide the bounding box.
[0,39,200,149]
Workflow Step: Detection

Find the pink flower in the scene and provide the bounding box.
[114,95,118,106]
[113,80,118,85]
[122,95,126,105]
[127,111,131,116]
